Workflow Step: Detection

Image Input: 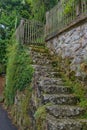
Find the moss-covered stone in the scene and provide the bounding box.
[10,88,33,130]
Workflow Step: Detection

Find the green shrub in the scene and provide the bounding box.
[0,39,7,74]
[0,40,6,64]
[34,103,52,130]
[5,40,34,105]
[63,0,79,16]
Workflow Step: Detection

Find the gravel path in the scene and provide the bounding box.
[0,105,18,130]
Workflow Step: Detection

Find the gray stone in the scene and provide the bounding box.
[39,84,72,94]
[42,94,78,105]
[46,115,87,130]
[46,22,87,76]
[46,105,85,118]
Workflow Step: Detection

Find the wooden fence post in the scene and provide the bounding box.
[76,0,81,16]
[20,19,25,44]
[45,11,50,36]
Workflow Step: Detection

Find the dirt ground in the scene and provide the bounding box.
[0,76,5,95]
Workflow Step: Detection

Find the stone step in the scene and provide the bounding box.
[34,71,61,78]
[46,72,61,78]
[46,114,87,130]
[32,65,54,72]
[31,58,51,65]
[38,77,63,86]
[30,52,49,59]
[29,49,48,57]
[39,84,72,94]
[42,94,78,105]
[29,46,87,130]
[30,50,54,65]
[46,105,85,118]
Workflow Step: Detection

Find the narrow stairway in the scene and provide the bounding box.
[30,45,87,130]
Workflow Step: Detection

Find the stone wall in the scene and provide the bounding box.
[10,89,33,130]
[46,22,87,77]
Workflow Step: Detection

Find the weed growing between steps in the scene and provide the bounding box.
[30,45,49,54]
[5,40,34,105]
[34,103,51,130]
[50,55,87,115]
[34,105,47,130]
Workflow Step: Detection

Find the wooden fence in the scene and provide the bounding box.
[14,19,45,45]
[45,0,87,39]
[24,20,44,44]
[14,19,24,44]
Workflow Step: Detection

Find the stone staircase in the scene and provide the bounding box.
[29,45,87,130]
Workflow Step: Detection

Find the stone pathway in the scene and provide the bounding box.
[30,45,87,130]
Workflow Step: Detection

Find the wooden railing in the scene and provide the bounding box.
[14,19,45,45]
[24,20,44,44]
[45,0,87,39]
[14,19,24,44]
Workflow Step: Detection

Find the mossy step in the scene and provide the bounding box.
[42,94,78,105]
[32,65,54,72]
[30,46,48,53]
[31,58,51,65]
[30,50,49,57]
[34,71,61,78]
[30,51,49,57]
[46,105,85,118]
[38,77,63,86]
[46,114,87,130]
[31,55,50,61]
[46,71,62,78]
[39,84,72,94]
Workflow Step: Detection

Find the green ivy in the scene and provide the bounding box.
[63,0,79,15]
[5,40,34,105]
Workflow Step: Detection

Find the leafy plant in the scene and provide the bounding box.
[34,105,47,120]
[29,0,58,22]
[0,39,7,64]
[34,103,52,130]
[63,0,79,16]
[5,40,34,105]
[0,39,8,74]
